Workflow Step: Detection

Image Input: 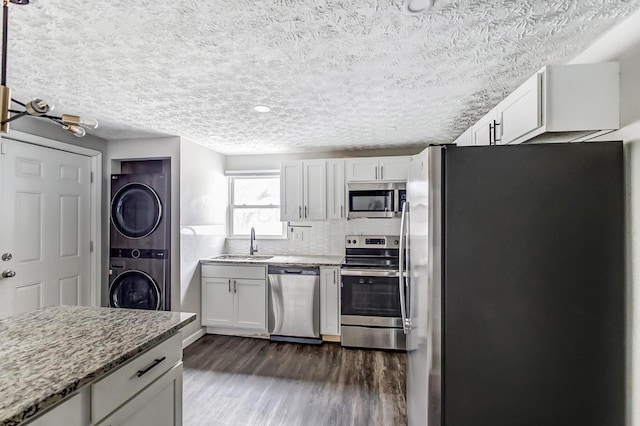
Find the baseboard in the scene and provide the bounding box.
[182,327,206,349]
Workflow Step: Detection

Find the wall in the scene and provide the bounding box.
[179,138,226,343]
[224,151,417,256]
[570,8,640,426]
[106,137,181,309]
[224,147,422,171]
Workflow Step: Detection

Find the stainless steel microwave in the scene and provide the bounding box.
[347,182,406,219]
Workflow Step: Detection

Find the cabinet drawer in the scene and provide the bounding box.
[201,264,266,279]
[91,333,182,423]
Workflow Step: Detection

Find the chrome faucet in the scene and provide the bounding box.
[250,227,258,255]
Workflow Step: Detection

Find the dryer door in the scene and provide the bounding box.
[111,183,162,239]
[110,270,161,310]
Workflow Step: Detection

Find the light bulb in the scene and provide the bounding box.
[79,118,98,129]
[63,124,86,137]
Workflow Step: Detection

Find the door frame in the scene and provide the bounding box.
[1,129,103,307]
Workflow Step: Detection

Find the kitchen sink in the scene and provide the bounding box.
[210,254,273,261]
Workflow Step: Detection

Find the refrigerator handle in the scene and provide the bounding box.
[399,201,410,335]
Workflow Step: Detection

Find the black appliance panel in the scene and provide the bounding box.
[442,143,625,426]
[349,190,394,212]
[341,275,402,317]
[109,270,161,310]
[111,183,162,239]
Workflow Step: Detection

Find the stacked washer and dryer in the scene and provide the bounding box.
[109,173,171,310]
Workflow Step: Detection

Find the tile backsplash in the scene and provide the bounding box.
[224,218,401,256]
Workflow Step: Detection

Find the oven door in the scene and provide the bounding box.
[341,269,403,327]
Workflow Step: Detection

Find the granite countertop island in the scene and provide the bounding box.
[201,254,344,266]
[0,305,196,426]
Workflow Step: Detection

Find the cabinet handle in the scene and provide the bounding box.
[489,122,494,145]
[228,279,231,293]
[375,166,378,180]
[305,206,308,218]
[299,206,302,218]
[233,279,237,293]
[493,120,500,144]
[340,205,344,218]
[136,356,166,378]
[333,270,336,284]
[380,165,384,180]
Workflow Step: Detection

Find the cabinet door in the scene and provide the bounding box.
[326,159,346,220]
[280,161,303,221]
[320,267,340,335]
[378,157,411,181]
[303,160,326,221]
[96,363,183,426]
[497,73,541,144]
[345,158,379,182]
[201,277,235,327]
[472,109,497,146]
[234,278,266,330]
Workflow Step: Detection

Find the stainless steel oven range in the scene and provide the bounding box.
[340,235,406,350]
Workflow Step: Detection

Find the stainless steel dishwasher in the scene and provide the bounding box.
[268,265,322,344]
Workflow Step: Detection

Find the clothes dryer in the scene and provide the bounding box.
[110,173,170,251]
[109,248,170,310]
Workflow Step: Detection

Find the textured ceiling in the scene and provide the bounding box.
[4,0,640,154]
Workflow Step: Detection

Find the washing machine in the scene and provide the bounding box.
[110,173,170,251]
[109,249,170,310]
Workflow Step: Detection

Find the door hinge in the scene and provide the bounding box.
[90,172,94,183]
[90,241,94,252]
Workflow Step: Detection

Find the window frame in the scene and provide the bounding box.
[227,174,286,239]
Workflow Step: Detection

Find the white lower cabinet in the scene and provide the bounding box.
[24,333,183,426]
[201,264,267,331]
[320,266,340,336]
[96,363,183,426]
[27,389,90,426]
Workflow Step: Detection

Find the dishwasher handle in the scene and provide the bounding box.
[268,265,319,276]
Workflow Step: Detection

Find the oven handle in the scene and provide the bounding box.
[340,269,405,277]
[399,201,409,335]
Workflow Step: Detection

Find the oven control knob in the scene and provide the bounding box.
[353,239,357,244]
[347,239,351,244]
[394,240,399,245]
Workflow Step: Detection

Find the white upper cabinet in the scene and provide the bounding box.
[496,73,542,145]
[302,160,327,221]
[472,109,498,146]
[345,158,378,181]
[465,62,620,146]
[280,160,326,221]
[326,159,346,220]
[345,156,411,182]
[280,162,303,221]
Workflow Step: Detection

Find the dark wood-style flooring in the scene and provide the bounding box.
[183,335,407,426]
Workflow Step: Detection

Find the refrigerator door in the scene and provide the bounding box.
[406,147,442,426]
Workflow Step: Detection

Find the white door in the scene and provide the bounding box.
[0,139,91,318]
[345,158,378,182]
[326,159,345,220]
[472,109,497,146]
[378,156,410,181]
[302,160,326,221]
[496,73,542,144]
[234,278,266,330]
[201,277,235,327]
[280,161,303,221]
[320,266,340,335]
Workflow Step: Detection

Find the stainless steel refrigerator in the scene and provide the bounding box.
[401,143,624,426]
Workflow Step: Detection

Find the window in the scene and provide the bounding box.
[229,175,285,237]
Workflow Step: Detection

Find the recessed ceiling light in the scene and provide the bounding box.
[254,105,271,113]
[403,0,434,14]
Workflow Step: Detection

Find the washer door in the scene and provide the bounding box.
[111,183,162,239]
[110,270,161,310]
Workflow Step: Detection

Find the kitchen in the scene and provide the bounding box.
[0,1,639,426]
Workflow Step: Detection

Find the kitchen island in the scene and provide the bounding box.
[0,305,195,426]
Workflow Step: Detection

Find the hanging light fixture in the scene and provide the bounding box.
[0,0,97,137]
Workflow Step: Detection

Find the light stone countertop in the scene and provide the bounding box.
[0,306,196,426]
[200,254,344,266]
